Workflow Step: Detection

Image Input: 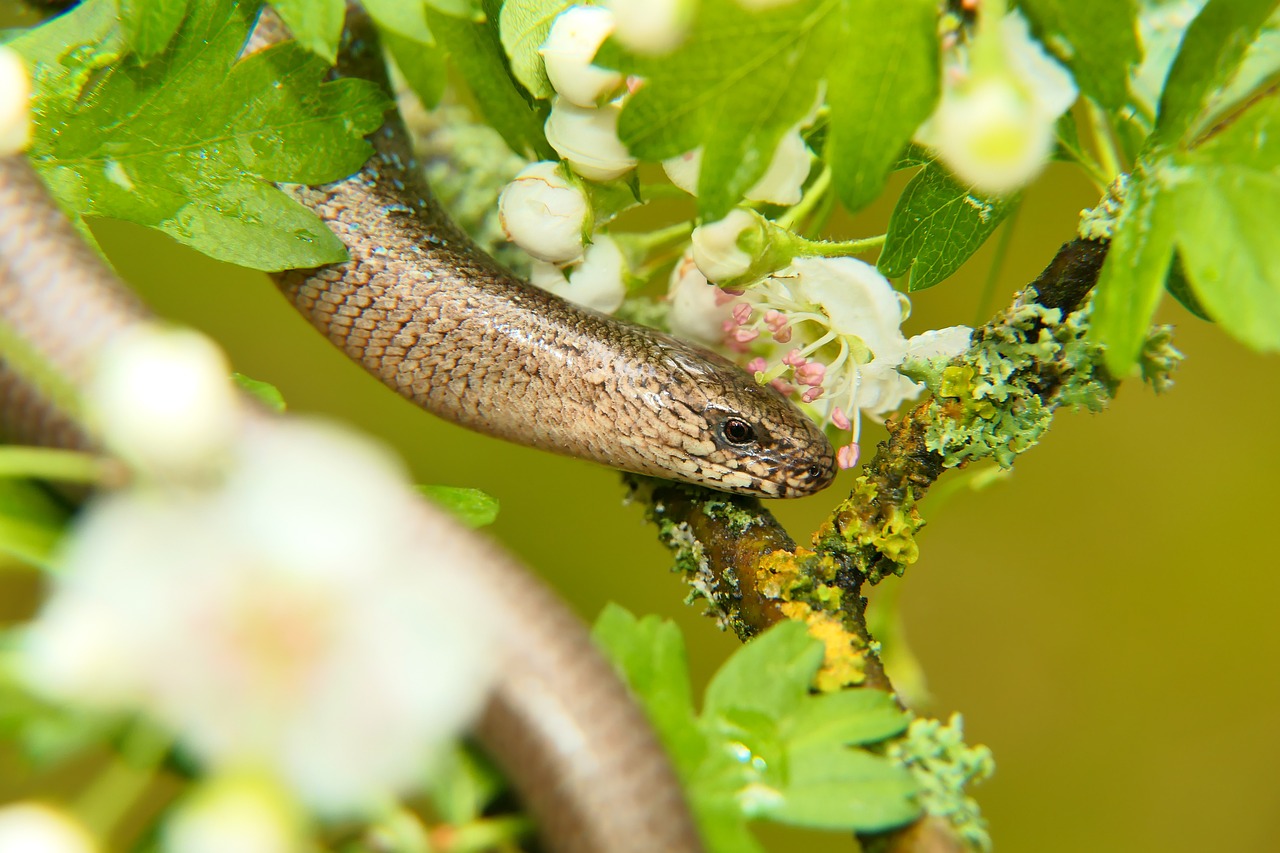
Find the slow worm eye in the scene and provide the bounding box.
[720,417,757,446]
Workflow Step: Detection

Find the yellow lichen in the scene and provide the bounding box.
[780,601,868,692]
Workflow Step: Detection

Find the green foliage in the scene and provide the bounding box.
[270,0,346,62]
[385,30,449,109]
[592,605,918,850]
[426,0,555,159]
[232,373,287,413]
[1018,0,1141,110]
[499,0,573,100]
[416,485,500,527]
[12,0,391,272]
[0,477,69,572]
[878,162,1017,292]
[118,0,189,62]
[598,0,842,220]
[826,0,938,212]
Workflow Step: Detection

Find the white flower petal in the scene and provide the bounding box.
[605,0,693,54]
[498,161,590,264]
[541,6,623,107]
[534,235,628,314]
[544,98,637,181]
[907,326,972,360]
[691,210,756,283]
[0,803,96,853]
[668,250,731,345]
[743,129,811,205]
[0,47,31,156]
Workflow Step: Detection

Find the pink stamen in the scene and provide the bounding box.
[721,319,738,334]
[773,326,793,343]
[782,349,807,367]
[721,288,745,297]
[713,287,738,306]
[795,362,825,386]
[764,310,786,330]
[732,327,759,344]
[801,387,824,403]
[746,357,768,374]
[837,443,860,470]
[732,304,752,325]
[771,378,795,395]
[626,75,646,94]
[831,407,851,431]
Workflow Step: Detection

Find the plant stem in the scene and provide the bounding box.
[777,165,832,231]
[794,234,886,257]
[0,447,111,483]
[1087,99,1123,180]
[76,722,171,841]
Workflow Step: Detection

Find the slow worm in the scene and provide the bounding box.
[0,3,839,850]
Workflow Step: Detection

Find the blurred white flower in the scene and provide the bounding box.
[0,802,96,853]
[164,773,303,853]
[691,210,756,283]
[735,0,800,8]
[915,10,1076,195]
[529,233,627,314]
[544,97,637,181]
[87,325,242,481]
[541,6,623,107]
[667,249,735,346]
[498,161,591,264]
[605,0,693,54]
[23,419,498,817]
[663,128,812,204]
[721,257,970,466]
[0,46,31,156]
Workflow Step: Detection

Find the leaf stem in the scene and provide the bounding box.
[0,447,112,483]
[1087,99,1123,181]
[794,234,886,258]
[75,721,171,841]
[1056,126,1109,191]
[616,220,693,255]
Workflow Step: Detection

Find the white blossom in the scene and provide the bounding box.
[541,6,623,107]
[87,325,242,481]
[915,10,1076,195]
[164,774,303,853]
[544,98,637,181]
[663,128,812,204]
[0,47,30,156]
[22,419,498,817]
[605,0,693,55]
[0,803,96,853]
[735,0,801,8]
[667,249,735,346]
[720,257,970,467]
[691,210,757,283]
[529,233,628,314]
[498,161,591,264]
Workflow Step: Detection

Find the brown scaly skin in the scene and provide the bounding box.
[268,15,835,499]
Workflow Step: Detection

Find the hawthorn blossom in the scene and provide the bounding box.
[529,233,628,314]
[915,9,1076,195]
[22,416,499,817]
[498,160,591,264]
[605,0,693,55]
[541,6,623,107]
[87,325,243,480]
[0,803,96,853]
[0,46,30,155]
[691,210,757,282]
[667,249,736,345]
[699,257,971,467]
[544,97,637,181]
[163,773,303,853]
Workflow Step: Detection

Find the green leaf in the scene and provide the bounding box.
[878,161,1018,291]
[427,0,555,159]
[781,689,909,750]
[1018,0,1141,110]
[1089,164,1177,374]
[118,0,189,62]
[1154,0,1276,146]
[385,30,449,109]
[598,0,841,219]
[232,372,286,413]
[429,743,509,825]
[499,0,572,100]
[1164,252,1212,321]
[416,485,500,528]
[0,477,69,571]
[826,0,938,212]
[766,745,919,831]
[13,0,391,272]
[364,0,435,42]
[703,621,824,720]
[270,0,346,63]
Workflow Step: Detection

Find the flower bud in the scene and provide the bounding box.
[691,209,793,285]
[541,6,623,107]
[164,773,304,853]
[667,250,733,345]
[530,234,627,314]
[605,0,693,55]
[0,803,96,853]
[544,98,637,181]
[662,129,812,204]
[87,325,242,480]
[498,161,591,264]
[0,47,31,156]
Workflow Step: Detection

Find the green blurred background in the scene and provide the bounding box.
[63,163,1280,852]
[2,1,1279,847]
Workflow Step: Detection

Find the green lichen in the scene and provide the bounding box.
[814,475,925,583]
[656,517,729,622]
[1078,173,1130,241]
[1139,325,1183,394]
[914,299,1116,469]
[889,714,994,853]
